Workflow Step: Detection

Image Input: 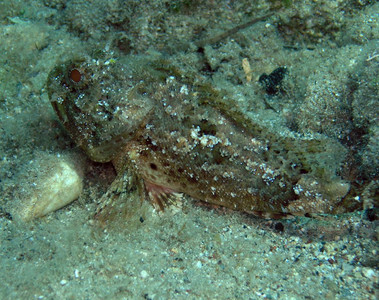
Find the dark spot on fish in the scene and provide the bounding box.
[187,176,198,184]
[168,169,176,178]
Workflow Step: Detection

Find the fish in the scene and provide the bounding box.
[47,53,354,221]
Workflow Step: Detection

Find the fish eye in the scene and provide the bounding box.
[69,68,82,83]
[65,64,88,89]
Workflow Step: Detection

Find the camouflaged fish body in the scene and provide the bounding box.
[47,55,351,217]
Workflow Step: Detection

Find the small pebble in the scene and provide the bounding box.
[140,270,149,278]
[362,268,376,280]
[60,279,67,286]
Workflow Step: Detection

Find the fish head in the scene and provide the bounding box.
[47,56,154,162]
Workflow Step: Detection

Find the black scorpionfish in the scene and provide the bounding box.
[47,51,356,222]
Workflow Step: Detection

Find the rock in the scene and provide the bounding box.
[17,153,83,220]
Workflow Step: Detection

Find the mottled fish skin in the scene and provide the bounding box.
[47,54,352,217]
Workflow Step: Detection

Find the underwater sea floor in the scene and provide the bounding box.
[0,0,378,299]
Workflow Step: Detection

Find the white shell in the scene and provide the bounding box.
[19,156,83,220]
